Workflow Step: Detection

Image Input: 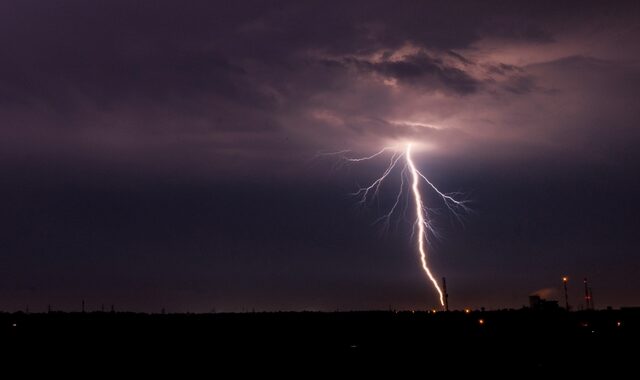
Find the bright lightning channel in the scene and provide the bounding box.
[406,143,444,306]
[328,143,468,308]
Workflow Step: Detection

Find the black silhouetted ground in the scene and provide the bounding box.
[2,309,637,371]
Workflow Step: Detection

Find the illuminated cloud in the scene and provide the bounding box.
[0,0,637,172]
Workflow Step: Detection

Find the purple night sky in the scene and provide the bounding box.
[1,0,639,312]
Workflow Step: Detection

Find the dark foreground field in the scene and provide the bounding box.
[2,309,638,371]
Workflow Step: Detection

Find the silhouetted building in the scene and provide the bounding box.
[529,295,560,311]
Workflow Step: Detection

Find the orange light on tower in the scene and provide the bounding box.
[562,276,570,311]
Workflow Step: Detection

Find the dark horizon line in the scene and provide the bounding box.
[4,307,638,315]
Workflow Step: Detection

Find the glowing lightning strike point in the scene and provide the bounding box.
[406,143,445,306]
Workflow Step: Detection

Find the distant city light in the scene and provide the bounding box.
[562,276,568,282]
[464,308,471,314]
[478,319,485,325]
[617,321,622,327]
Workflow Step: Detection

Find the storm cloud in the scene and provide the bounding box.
[1,0,639,311]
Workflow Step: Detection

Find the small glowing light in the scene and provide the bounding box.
[431,309,437,313]
[617,321,622,327]
[478,319,485,325]
[12,323,16,327]
[464,308,471,314]
[562,276,568,282]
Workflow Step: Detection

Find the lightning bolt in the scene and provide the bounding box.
[406,143,444,306]
[324,143,468,308]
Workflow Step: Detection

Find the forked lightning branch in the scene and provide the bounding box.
[326,143,468,308]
